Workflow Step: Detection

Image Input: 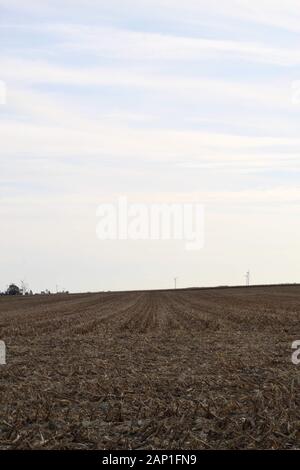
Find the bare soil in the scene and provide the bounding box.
[1,285,300,449]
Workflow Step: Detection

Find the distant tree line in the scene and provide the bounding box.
[0,284,33,296]
[0,283,69,296]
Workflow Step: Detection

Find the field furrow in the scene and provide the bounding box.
[1,285,300,449]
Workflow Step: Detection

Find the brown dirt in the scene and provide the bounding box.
[1,285,300,449]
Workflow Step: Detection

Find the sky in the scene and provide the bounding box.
[1,0,300,293]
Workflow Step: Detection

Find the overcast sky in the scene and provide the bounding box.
[1,0,300,293]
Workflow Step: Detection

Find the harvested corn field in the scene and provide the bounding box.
[1,285,300,450]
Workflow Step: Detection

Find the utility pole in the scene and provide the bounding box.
[245,270,250,287]
[174,277,178,289]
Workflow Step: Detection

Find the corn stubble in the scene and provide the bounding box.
[0,285,299,449]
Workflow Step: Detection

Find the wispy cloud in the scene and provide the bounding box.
[2,0,300,34]
[33,24,300,66]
